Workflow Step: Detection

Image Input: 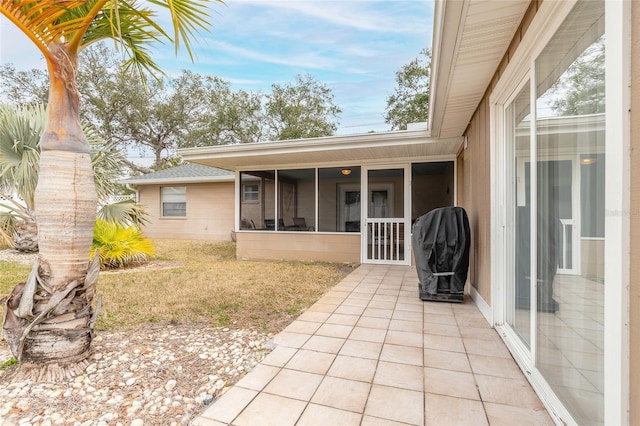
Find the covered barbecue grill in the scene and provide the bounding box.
[412,206,470,302]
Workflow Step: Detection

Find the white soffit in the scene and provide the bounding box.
[430,0,531,138]
[178,130,463,171]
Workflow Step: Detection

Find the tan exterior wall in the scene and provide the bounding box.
[457,1,541,304]
[630,0,640,422]
[236,232,360,264]
[138,182,235,241]
[458,98,491,302]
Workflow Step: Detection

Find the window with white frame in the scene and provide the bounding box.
[161,186,186,217]
[242,183,259,202]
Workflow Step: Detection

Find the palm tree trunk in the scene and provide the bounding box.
[13,212,38,253]
[2,44,100,381]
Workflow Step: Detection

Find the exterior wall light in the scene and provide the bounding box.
[341,168,352,176]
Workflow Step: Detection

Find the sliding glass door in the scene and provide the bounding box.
[501,1,605,424]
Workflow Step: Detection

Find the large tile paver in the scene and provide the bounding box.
[374,361,423,391]
[424,367,481,400]
[424,393,489,426]
[191,265,552,425]
[285,349,336,375]
[483,402,554,425]
[196,386,258,424]
[327,355,378,382]
[311,376,371,412]
[297,404,362,426]
[365,384,424,425]
[423,348,471,373]
[262,368,323,400]
[233,393,306,426]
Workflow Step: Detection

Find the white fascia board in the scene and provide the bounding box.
[177,129,442,165]
[119,175,234,186]
[428,0,467,138]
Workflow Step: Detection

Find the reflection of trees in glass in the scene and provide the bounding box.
[550,38,605,116]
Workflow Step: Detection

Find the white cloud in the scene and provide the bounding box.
[0,0,433,134]
[233,0,431,34]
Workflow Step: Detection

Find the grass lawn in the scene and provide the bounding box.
[0,240,353,333]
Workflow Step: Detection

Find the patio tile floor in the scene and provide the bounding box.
[192,265,554,426]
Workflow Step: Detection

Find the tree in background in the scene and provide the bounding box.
[0,0,219,380]
[1,56,342,170]
[0,64,49,105]
[264,74,342,140]
[385,48,431,130]
[180,71,264,147]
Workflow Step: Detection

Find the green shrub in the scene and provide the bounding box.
[91,219,155,269]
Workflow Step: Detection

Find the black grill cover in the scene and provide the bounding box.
[412,207,470,296]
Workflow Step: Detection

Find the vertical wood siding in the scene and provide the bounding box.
[456,1,540,303]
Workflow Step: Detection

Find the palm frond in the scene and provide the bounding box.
[84,123,127,201]
[91,218,155,268]
[147,0,215,59]
[0,104,44,208]
[3,0,223,82]
[0,0,97,60]
[0,211,17,247]
[97,199,149,227]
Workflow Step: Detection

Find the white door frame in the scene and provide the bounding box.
[361,164,411,265]
[489,1,630,425]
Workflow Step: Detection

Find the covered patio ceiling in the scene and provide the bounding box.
[430,0,532,138]
[178,129,463,171]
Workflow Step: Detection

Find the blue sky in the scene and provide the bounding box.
[0,0,433,135]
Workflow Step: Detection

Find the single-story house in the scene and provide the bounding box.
[122,163,235,241]
[169,0,636,424]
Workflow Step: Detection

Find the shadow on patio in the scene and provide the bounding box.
[192,264,553,425]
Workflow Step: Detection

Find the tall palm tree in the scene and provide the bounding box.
[0,103,148,252]
[1,0,220,381]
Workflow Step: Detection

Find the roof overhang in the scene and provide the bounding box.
[121,175,234,185]
[178,129,463,171]
[429,0,531,138]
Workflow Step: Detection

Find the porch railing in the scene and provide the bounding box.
[366,218,405,262]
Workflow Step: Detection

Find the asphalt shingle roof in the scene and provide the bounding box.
[121,163,233,184]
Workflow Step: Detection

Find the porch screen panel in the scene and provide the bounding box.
[411,162,454,222]
[534,2,605,424]
[277,169,316,231]
[367,168,405,262]
[239,171,275,230]
[318,166,360,232]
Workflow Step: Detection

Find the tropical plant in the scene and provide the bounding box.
[91,219,155,269]
[0,103,43,251]
[0,103,148,251]
[98,199,149,227]
[0,0,219,380]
